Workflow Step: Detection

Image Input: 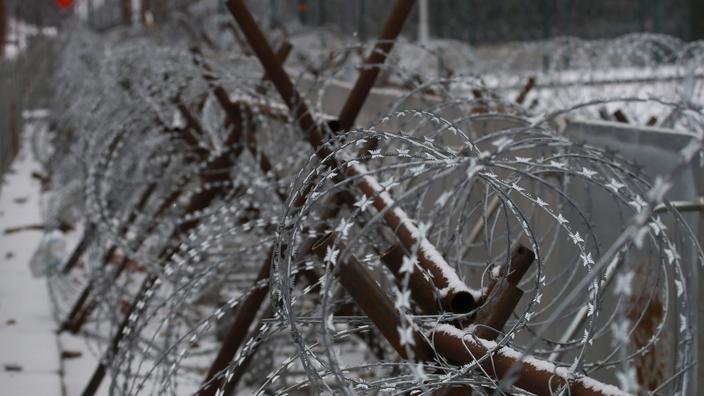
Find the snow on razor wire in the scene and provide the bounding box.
[38,15,704,395]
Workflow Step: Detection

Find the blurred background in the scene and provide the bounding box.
[3,0,704,179]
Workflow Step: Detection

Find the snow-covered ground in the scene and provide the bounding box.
[0,120,63,395]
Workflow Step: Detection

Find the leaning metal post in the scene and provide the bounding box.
[227,0,476,314]
[224,2,630,395]
[200,2,420,386]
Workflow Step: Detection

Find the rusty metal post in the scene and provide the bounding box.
[433,387,471,396]
[227,0,476,313]
[180,45,293,231]
[312,233,433,361]
[0,0,6,59]
[380,244,443,314]
[474,244,535,340]
[504,245,535,285]
[515,77,535,105]
[175,101,208,148]
[433,246,535,395]
[60,228,93,274]
[336,0,416,131]
[309,238,625,396]
[199,249,272,396]
[346,163,476,313]
[122,0,132,26]
[194,49,347,395]
[430,325,625,396]
[226,0,322,148]
[220,3,628,395]
[228,0,415,139]
[191,42,291,145]
[473,281,523,340]
[140,0,149,26]
[258,42,291,94]
[81,275,157,396]
[219,305,274,395]
[481,244,535,300]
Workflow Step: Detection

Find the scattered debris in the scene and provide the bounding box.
[60,350,83,359]
[4,363,23,372]
[4,222,74,234]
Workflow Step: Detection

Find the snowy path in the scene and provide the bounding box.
[0,120,63,395]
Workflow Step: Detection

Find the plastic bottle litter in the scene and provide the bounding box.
[28,229,66,277]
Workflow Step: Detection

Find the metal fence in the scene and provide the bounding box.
[88,0,194,31]
[274,0,703,43]
[0,58,21,180]
[0,35,57,187]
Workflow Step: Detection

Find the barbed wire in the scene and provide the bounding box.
[36,7,704,396]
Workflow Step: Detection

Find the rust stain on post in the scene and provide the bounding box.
[199,250,273,396]
[336,0,416,132]
[625,265,667,391]
[312,233,433,361]
[380,244,442,314]
[430,325,629,396]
